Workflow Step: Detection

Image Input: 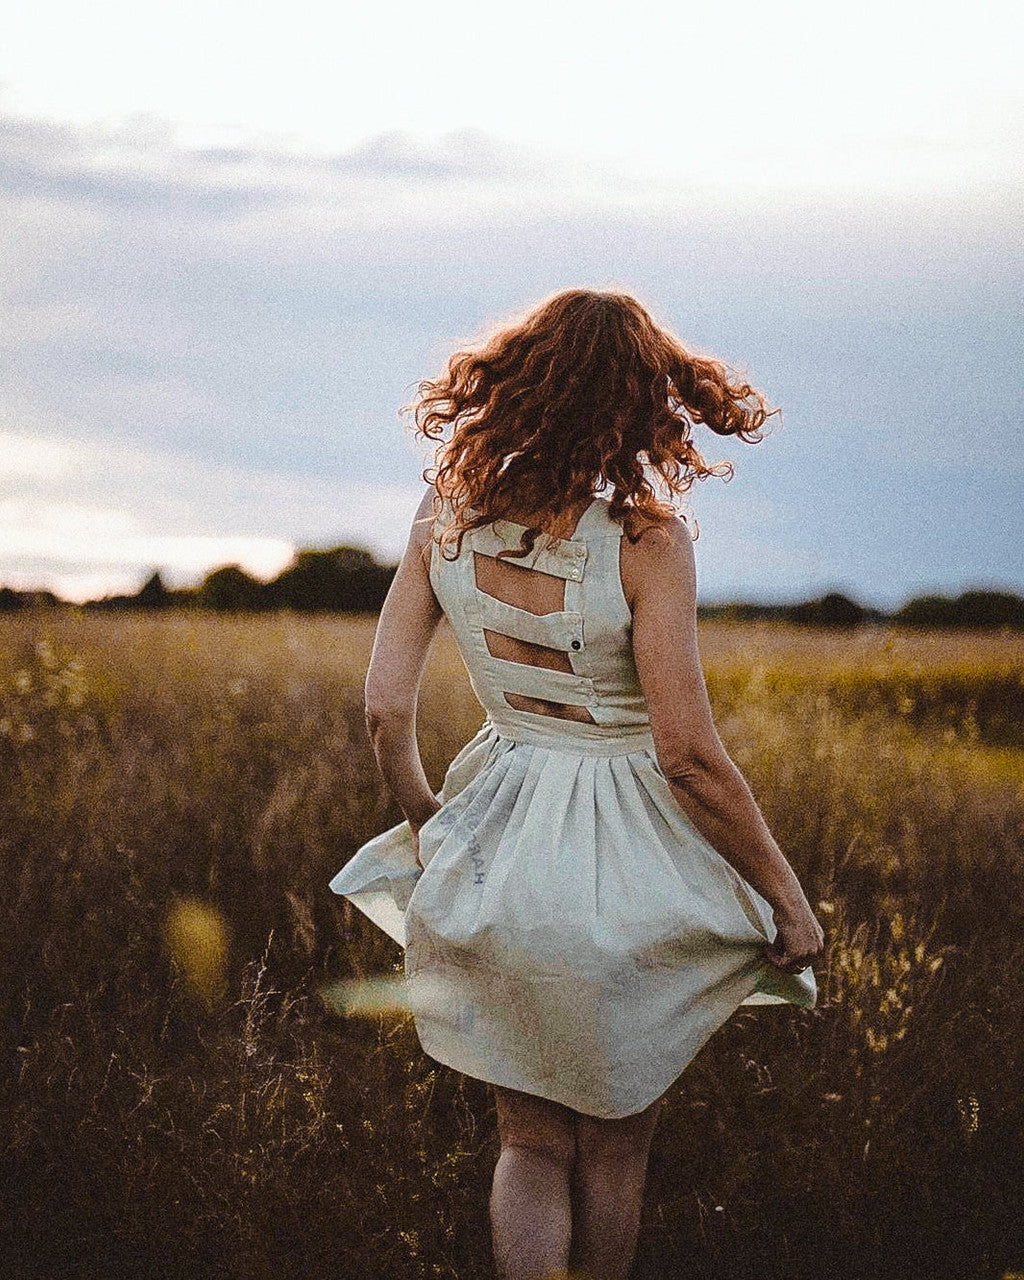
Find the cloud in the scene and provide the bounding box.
[0,111,571,233]
[0,112,283,218]
[330,128,550,182]
[0,426,424,601]
[0,496,293,578]
[0,428,81,479]
[0,106,1021,606]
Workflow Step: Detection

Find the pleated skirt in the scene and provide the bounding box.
[329,718,816,1118]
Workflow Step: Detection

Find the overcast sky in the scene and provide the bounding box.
[1,0,1022,608]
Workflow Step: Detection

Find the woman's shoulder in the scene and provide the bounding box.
[618,505,695,610]
[411,485,442,570]
[618,503,692,549]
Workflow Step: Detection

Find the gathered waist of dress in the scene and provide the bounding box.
[483,714,657,757]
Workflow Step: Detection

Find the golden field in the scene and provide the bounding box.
[1,610,1022,1280]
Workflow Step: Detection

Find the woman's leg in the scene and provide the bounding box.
[568,1095,664,1280]
[490,1083,578,1280]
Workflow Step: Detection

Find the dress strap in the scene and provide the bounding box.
[574,495,621,538]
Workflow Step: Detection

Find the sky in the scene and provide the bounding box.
[1,0,1022,609]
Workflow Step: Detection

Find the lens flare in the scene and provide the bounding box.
[319,972,453,1019]
[163,897,230,1008]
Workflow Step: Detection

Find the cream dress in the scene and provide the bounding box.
[329,494,816,1119]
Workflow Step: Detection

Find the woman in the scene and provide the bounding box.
[330,289,825,1280]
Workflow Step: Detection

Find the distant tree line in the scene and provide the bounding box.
[1,548,1023,629]
[0,547,394,617]
[698,589,1024,629]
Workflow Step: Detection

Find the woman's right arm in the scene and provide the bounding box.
[622,515,824,974]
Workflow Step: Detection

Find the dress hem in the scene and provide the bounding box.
[408,958,803,1120]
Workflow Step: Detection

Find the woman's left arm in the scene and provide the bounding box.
[363,485,444,834]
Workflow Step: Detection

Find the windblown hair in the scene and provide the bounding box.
[404,289,778,561]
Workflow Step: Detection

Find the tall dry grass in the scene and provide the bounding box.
[0,610,1021,1280]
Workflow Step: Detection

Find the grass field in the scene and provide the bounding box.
[1,610,1022,1280]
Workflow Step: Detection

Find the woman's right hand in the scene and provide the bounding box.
[408,824,425,872]
[763,899,825,974]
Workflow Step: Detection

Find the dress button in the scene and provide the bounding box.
[570,639,581,650]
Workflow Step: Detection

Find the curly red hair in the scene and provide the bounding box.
[404,289,778,561]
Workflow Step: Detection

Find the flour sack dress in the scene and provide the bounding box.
[329,494,817,1119]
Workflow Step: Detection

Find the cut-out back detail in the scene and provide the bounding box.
[483,629,575,673]
[473,551,566,616]
[503,693,598,723]
[472,547,597,722]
